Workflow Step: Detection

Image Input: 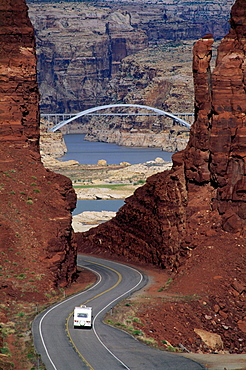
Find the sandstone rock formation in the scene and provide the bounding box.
[0,0,77,300]
[27,0,233,113]
[82,44,193,151]
[72,211,116,233]
[28,2,148,112]
[77,0,246,269]
[27,1,234,152]
[39,132,67,159]
[76,0,246,353]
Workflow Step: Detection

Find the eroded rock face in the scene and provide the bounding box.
[184,0,246,233]
[210,0,246,233]
[27,1,233,152]
[0,0,39,151]
[28,3,148,112]
[0,0,77,298]
[27,1,233,113]
[77,0,246,270]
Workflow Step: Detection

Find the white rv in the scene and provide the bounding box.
[73,305,92,329]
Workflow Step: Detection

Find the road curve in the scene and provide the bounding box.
[32,255,205,370]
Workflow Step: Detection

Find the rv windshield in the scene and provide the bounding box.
[77,313,88,318]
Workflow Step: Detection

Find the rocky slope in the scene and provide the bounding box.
[0,1,77,367]
[76,0,246,353]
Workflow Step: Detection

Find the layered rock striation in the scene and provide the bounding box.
[27,0,234,113]
[27,1,234,152]
[28,3,148,112]
[0,0,39,150]
[77,0,246,270]
[0,0,77,300]
[80,42,194,151]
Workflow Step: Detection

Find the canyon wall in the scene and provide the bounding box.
[27,0,234,151]
[27,0,234,114]
[78,42,194,151]
[0,0,77,304]
[28,2,148,112]
[77,0,246,270]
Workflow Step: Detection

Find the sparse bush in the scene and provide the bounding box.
[132,330,143,336]
[16,312,25,317]
[0,346,10,355]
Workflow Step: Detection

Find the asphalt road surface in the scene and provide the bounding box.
[32,255,205,370]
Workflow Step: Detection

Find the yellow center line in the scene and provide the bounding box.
[65,259,122,370]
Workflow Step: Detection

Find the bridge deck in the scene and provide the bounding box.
[41,104,193,131]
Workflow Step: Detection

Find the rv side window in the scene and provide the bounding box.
[77,313,88,318]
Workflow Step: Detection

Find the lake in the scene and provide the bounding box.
[73,199,125,215]
[59,134,173,215]
[60,134,173,165]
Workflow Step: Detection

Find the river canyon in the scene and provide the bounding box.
[29,0,234,151]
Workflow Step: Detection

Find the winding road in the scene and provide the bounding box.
[32,255,205,369]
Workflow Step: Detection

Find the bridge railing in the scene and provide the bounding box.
[41,112,194,129]
[41,104,194,132]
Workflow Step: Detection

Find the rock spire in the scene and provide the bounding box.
[77,0,246,269]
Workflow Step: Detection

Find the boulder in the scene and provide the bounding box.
[97,159,107,166]
[194,328,224,351]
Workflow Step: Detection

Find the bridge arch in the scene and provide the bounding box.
[48,104,191,132]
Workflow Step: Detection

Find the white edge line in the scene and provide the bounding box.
[38,266,102,370]
[90,262,144,370]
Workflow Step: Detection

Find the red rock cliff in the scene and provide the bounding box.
[77,0,246,270]
[0,0,40,151]
[0,0,77,301]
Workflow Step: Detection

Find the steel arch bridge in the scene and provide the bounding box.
[47,104,192,132]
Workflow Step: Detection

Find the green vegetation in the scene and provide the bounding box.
[3,171,11,178]
[0,345,10,355]
[16,312,25,318]
[73,183,130,190]
[133,180,145,185]
[158,277,173,292]
[0,302,47,369]
[132,317,142,324]
[141,337,156,345]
